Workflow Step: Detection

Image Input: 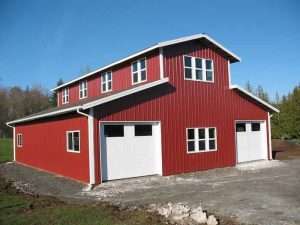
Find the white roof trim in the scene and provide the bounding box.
[82,77,169,109]
[230,85,279,113]
[6,106,80,126]
[7,78,169,125]
[51,34,240,91]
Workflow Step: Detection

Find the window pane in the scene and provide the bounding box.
[107,72,112,80]
[188,141,195,152]
[135,125,152,136]
[206,60,212,70]
[251,123,261,131]
[198,129,205,139]
[187,129,194,140]
[185,68,192,79]
[209,140,216,150]
[133,72,138,83]
[184,56,192,67]
[198,140,206,151]
[141,70,146,81]
[68,133,73,150]
[132,62,138,72]
[209,128,215,138]
[73,132,80,151]
[236,123,246,132]
[102,75,106,82]
[104,125,124,137]
[140,59,146,69]
[206,71,213,81]
[108,81,112,90]
[195,58,202,68]
[102,83,106,92]
[196,69,203,80]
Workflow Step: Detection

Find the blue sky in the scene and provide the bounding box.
[0,0,299,99]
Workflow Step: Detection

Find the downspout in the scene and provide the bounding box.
[6,123,16,162]
[76,108,96,189]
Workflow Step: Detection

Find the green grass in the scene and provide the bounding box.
[0,177,165,225]
[0,139,13,163]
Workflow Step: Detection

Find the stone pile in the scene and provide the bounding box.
[148,202,218,225]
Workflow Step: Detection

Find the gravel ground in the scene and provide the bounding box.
[1,159,300,225]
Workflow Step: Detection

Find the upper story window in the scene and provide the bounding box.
[62,88,69,104]
[79,80,88,99]
[101,71,112,93]
[132,58,147,84]
[184,56,214,82]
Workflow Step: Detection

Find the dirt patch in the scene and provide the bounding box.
[272,139,300,160]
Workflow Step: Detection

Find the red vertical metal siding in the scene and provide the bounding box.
[94,40,269,177]
[15,114,90,183]
[57,51,160,106]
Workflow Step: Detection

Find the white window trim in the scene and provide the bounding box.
[66,130,81,153]
[131,57,147,85]
[79,80,88,99]
[186,127,217,154]
[101,71,113,93]
[62,88,69,104]
[17,133,23,148]
[183,55,214,83]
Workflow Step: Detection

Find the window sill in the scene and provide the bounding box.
[184,78,214,83]
[187,149,218,154]
[132,79,147,86]
[66,149,81,154]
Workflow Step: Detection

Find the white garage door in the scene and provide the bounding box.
[100,123,162,181]
[236,121,268,163]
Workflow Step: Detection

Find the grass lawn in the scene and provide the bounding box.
[0,177,165,225]
[0,139,13,163]
[0,139,165,225]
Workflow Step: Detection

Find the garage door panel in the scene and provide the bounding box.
[236,121,268,163]
[101,123,161,181]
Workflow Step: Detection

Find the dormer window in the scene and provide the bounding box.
[132,58,147,84]
[79,80,88,99]
[62,88,69,104]
[184,56,214,82]
[101,71,112,93]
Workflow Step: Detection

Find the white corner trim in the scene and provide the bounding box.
[159,47,164,79]
[230,84,279,113]
[227,60,231,87]
[13,127,16,161]
[82,77,169,110]
[268,112,273,160]
[51,34,240,92]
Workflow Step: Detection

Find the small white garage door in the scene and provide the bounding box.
[236,121,268,163]
[100,123,162,181]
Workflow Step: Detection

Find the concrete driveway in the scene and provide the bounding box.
[1,160,300,225]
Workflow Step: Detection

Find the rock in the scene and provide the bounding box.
[207,215,218,225]
[170,203,190,221]
[190,211,207,224]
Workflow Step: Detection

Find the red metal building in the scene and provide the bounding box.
[7,34,279,185]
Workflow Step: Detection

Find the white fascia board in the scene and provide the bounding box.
[230,84,279,113]
[51,34,240,92]
[51,45,158,92]
[157,34,241,62]
[82,77,169,110]
[6,106,80,126]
